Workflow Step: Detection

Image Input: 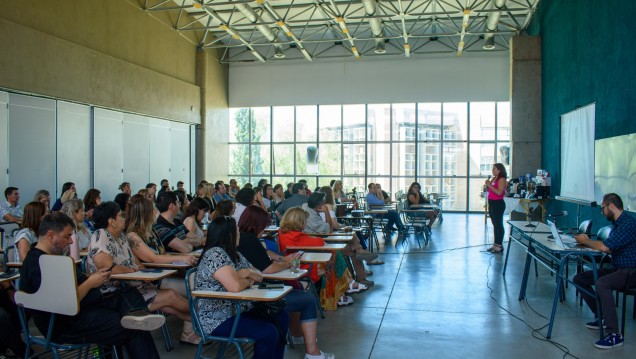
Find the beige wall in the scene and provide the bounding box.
[0,0,230,179]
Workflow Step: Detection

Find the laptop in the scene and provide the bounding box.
[547,220,579,249]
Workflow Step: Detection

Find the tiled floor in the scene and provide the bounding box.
[157,213,634,358]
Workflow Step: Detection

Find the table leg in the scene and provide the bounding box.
[518,246,534,300]
[503,234,513,277]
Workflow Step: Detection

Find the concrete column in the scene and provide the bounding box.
[510,36,542,178]
[195,49,230,183]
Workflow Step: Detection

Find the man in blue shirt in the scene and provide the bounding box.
[212,181,232,204]
[573,193,636,349]
[365,183,407,235]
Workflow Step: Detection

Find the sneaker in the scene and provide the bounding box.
[594,333,623,349]
[120,310,165,331]
[305,351,335,359]
[366,258,384,265]
[586,319,606,330]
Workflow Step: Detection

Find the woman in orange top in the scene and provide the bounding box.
[278,207,354,309]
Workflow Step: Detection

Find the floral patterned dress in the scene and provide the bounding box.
[194,247,253,334]
[86,228,157,304]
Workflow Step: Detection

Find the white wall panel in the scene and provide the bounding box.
[57,101,91,196]
[94,108,123,202]
[123,114,150,193]
[0,92,8,191]
[170,122,190,192]
[149,119,171,187]
[8,94,56,200]
[229,52,509,107]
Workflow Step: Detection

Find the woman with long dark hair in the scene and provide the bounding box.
[485,163,508,253]
[237,205,334,358]
[195,216,289,359]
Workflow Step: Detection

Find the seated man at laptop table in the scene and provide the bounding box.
[573,193,636,349]
[20,212,163,358]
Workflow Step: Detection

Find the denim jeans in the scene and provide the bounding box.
[284,289,317,323]
[211,308,289,359]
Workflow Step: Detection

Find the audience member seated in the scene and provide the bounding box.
[276,183,308,220]
[85,201,197,345]
[195,216,289,359]
[228,179,240,198]
[113,192,130,215]
[298,180,312,195]
[33,189,51,214]
[0,280,26,357]
[183,197,210,248]
[573,193,636,349]
[83,188,102,232]
[119,182,132,196]
[212,200,235,220]
[302,192,376,287]
[51,182,76,212]
[157,179,170,199]
[320,186,383,265]
[375,184,391,204]
[253,186,268,211]
[406,182,438,231]
[213,182,232,205]
[237,205,334,359]
[366,183,407,236]
[13,201,46,261]
[332,180,357,207]
[60,199,92,260]
[234,188,257,223]
[272,184,285,207]
[154,192,195,253]
[278,207,354,309]
[262,184,274,211]
[285,182,294,199]
[1,187,23,223]
[20,212,163,358]
[145,183,157,202]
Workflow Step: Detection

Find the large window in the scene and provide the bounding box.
[229,102,510,212]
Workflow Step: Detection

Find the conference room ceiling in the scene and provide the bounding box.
[138,0,540,64]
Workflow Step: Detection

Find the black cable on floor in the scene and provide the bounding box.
[484,254,580,359]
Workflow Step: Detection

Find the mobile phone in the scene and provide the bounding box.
[258,282,284,289]
[297,251,305,257]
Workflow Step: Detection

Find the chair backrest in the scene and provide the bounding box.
[3,245,16,270]
[0,222,20,249]
[578,220,593,235]
[597,225,612,241]
[14,255,79,316]
[184,267,205,337]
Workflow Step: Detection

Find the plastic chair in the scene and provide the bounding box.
[618,269,636,336]
[184,268,255,359]
[14,255,118,359]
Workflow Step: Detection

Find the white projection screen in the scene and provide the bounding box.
[560,103,595,203]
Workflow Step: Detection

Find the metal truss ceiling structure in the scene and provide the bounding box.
[140,0,541,63]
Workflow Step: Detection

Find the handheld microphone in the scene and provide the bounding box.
[549,211,568,218]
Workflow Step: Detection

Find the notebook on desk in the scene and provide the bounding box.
[547,220,579,249]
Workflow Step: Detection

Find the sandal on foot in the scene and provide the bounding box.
[346,281,368,294]
[180,331,201,346]
[487,245,503,254]
[337,295,354,306]
[367,258,384,265]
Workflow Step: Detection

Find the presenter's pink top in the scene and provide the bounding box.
[487,177,506,200]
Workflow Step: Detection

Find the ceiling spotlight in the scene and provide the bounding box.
[274,47,286,59]
[193,0,202,9]
[483,37,495,50]
[374,41,386,54]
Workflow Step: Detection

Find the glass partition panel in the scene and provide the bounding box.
[417,143,441,176]
[418,103,442,141]
[469,102,496,141]
[229,144,250,175]
[296,105,317,142]
[272,144,294,175]
[443,103,468,141]
[443,177,467,211]
[343,143,365,175]
[367,104,391,141]
[272,106,294,142]
[469,143,495,176]
[392,143,415,177]
[392,103,416,141]
[497,102,511,141]
[229,108,251,142]
[367,143,391,177]
[319,105,341,141]
[442,142,467,176]
[468,178,488,212]
[251,107,271,142]
[250,144,270,175]
[319,143,341,176]
[296,144,317,176]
